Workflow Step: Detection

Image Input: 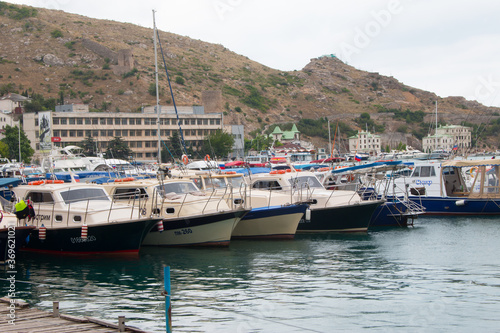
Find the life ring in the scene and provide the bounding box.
[224,171,236,174]
[469,166,478,175]
[318,167,331,172]
[114,177,135,182]
[182,154,189,165]
[204,154,211,162]
[45,180,64,184]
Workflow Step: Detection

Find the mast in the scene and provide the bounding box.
[328,119,331,158]
[153,10,161,163]
[435,100,438,150]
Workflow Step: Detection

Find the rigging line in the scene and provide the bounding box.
[156,29,187,156]
[161,140,175,162]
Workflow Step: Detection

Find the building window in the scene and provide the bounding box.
[115,130,121,137]
[151,130,157,136]
[60,118,67,125]
[77,118,83,125]
[77,130,83,137]
[69,118,75,125]
[61,130,67,137]
[216,119,220,125]
[92,130,98,137]
[92,118,98,125]
[145,141,151,148]
[100,130,107,136]
[136,130,142,136]
[99,118,105,125]
[197,119,202,125]
[129,130,135,136]
[122,118,127,125]
[35,130,39,137]
[129,118,135,125]
[150,119,156,125]
[191,119,196,125]
[107,118,113,125]
[145,130,150,136]
[108,130,113,137]
[136,141,142,148]
[85,130,91,137]
[136,119,141,125]
[115,118,120,125]
[145,119,150,125]
[85,118,91,125]
[53,130,60,137]
[122,130,128,137]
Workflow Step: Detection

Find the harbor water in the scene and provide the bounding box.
[2,216,500,332]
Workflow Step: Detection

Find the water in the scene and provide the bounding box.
[2,217,500,332]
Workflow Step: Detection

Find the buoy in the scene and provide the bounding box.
[181,154,189,165]
[455,200,466,206]
[39,225,46,240]
[204,154,211,162]
[305,208,311,221]
[81,224,88,238]
[114,177,135,182]
[157,220,164,232]
[28,180,44,185]
[45,179,64,184]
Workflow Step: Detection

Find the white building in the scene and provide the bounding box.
[348,130,381,155]
[422,124,471,152]
[23,105,244,162]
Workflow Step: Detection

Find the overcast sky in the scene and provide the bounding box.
[8,0,500,108]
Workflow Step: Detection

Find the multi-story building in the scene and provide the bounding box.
[422,124,471,152]
[23,105,242,162]
[348,130,381,155]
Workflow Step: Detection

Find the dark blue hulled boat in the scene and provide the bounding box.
[406,159,500,215]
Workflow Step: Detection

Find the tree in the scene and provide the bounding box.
[0,125,34,163]
[200,129,234,159]
[0,141,9,158]
[105,137,132,160]
[79,136,97,156]
[165,131,185,160]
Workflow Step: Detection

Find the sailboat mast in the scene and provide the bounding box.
[435,100,438,150]
[153,10,161,163]
[328,119,331,158]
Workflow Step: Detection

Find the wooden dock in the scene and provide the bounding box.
[0,298,150,332]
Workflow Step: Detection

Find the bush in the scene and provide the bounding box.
[175,76,185,85]
[50,29,63,38]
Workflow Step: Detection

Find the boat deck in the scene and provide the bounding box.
[0,297,150,332]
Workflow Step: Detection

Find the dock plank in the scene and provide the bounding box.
[0,298,150,332]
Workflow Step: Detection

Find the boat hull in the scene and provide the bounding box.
[231,204,307,239]
[297,200,382,232]
[0,226,35,263]
[143,210,247,246]
[20,219,158,255]
[369,201,412,227]
[409,196,500,215]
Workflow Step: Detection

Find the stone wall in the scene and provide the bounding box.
[81,39,118,64]
[202,90,222,114]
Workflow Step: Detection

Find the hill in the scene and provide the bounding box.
[1,2,499,150]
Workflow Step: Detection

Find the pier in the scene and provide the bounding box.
[0,297,150,332]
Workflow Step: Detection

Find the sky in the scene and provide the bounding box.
[7,0,500,108]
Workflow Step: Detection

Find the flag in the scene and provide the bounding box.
[355,154,362,162]
[452,145,458,151]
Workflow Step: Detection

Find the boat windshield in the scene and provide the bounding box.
[60,188,110,204]
[204,177,227,190]
[287,176,323,189]
[156,182,199,195]
[226,176,246,190]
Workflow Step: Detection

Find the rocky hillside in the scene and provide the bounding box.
[1,2,499,148]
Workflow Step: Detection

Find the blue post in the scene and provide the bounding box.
[164,266,172,333]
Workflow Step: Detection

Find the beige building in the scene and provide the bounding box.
[422,124,471,152]
[23,105,226,162]
[348,130,381,155]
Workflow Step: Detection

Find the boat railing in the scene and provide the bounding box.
[26,194,139,228]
